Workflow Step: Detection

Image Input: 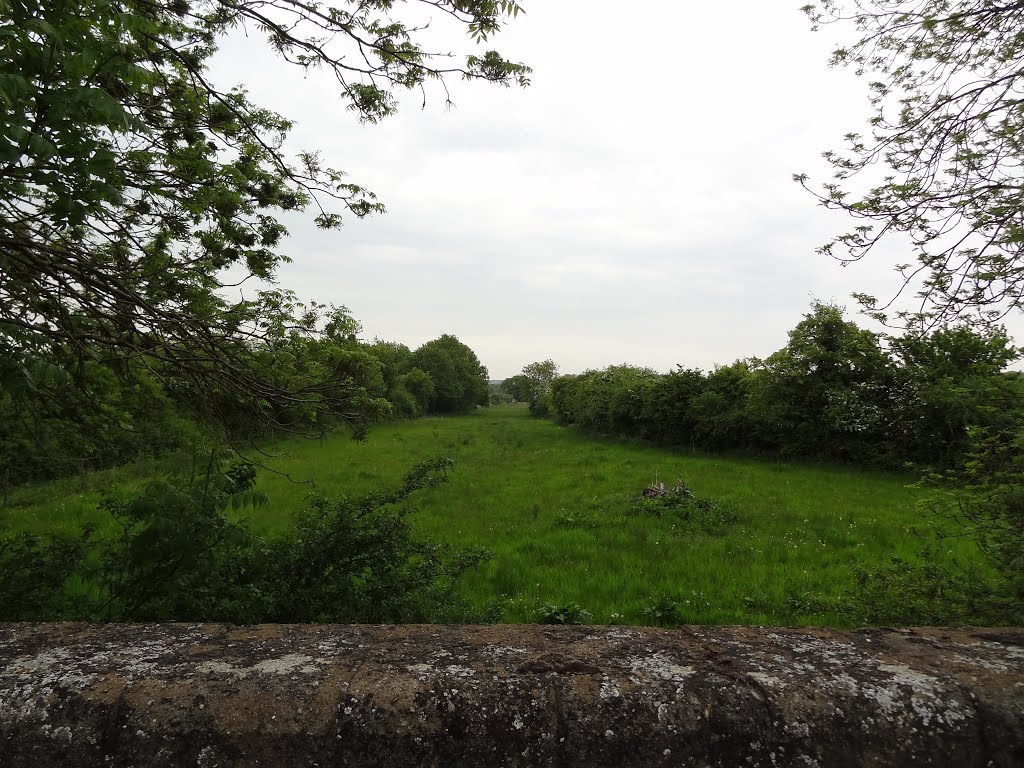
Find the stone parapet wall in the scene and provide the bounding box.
[1,623,1022,766]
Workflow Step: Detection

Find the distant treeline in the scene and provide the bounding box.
[516,303,1022,470]
[1,322,488,489]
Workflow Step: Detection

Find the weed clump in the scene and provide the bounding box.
[536,601,592,625]
[630,478,740,534]
[642,594,683,627]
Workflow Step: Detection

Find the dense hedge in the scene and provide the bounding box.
[545,304,1023,470]
[0,330,488,490]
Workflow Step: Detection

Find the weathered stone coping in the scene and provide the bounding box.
[1,623,1022,767]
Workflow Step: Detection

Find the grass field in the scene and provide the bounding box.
[5,404,977,627]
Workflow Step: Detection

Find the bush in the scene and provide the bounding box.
[844,550,999,626]
[260,457,488,623]
[89,450,267,621]
[629,481,740,534]
[0,528,94,620]
[642,594,683,627]
[0,454,489,624]
[536,601,592,625]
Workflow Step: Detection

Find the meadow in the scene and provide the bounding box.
[6,404,979,627]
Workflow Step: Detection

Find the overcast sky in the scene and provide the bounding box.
[210,1,1022,379]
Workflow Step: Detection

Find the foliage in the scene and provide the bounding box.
[0,358,202,487]
[549,365,661,436]
[409,334,490,414]
[0,452,488,623]
[642,594,683,627]
[639,366,706,446]
[0,295,409,488]
[918,426,1024,619]
[501,374,535,403]
[364,340,413,394]
[0,0,528,436]
[261,457,489,623]
[502,361,559,415]
[799,0,1024,327]
[846,549,999,626]
[232,295,393,438]
[92,450,265,621]
[392,368,436,417]
[888,326,1023,465]
[747,301,896,462]
[688,361,754,450]
[536,601,592,625]
[544,302,1022,471]
[523,359,559,416]
[0,527,93,620]
[488,381,514,406]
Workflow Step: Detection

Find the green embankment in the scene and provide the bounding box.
[5,405,976,626]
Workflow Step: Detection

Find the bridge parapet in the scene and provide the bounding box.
[2,623,1022,766]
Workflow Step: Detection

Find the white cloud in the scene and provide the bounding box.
[208,1,1023,378]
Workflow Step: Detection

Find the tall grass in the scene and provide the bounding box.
[4,405,979,626]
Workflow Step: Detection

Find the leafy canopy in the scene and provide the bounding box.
[410,334,489,414]
[799,0,1024,328]
[0,0,528,430]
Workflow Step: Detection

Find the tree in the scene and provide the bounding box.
[409,334,489,414]
[520,358,558,415]
[500,374,534,403]
[800,2,1024,620]
[888,324,1023,466]
[799,1,1024,328]
[522,359,559,393]
[747,302,894,461]
[392,367,435,416]
[0,0,529,434]
[364,341,413,394]
[500,359,559,412]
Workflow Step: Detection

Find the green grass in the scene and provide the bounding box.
[3,405,981,627]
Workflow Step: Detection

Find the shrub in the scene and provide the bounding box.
[91,450,267,621]
[921,427,1024,619]
[0,454,489,625]
[629,481,740,534]
[0,528,94,620]
[536,601,592,625]
[642,594,683,627]
[845,550,998,626]
[261,457,488,623]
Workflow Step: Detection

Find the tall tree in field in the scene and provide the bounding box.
[748,302,893,461]
[502,359,558,413]
[521,360,559,394]
[798,0,1024,328]
[0,0,529,432]
[500,374,534,403]
[410,335,489,414]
